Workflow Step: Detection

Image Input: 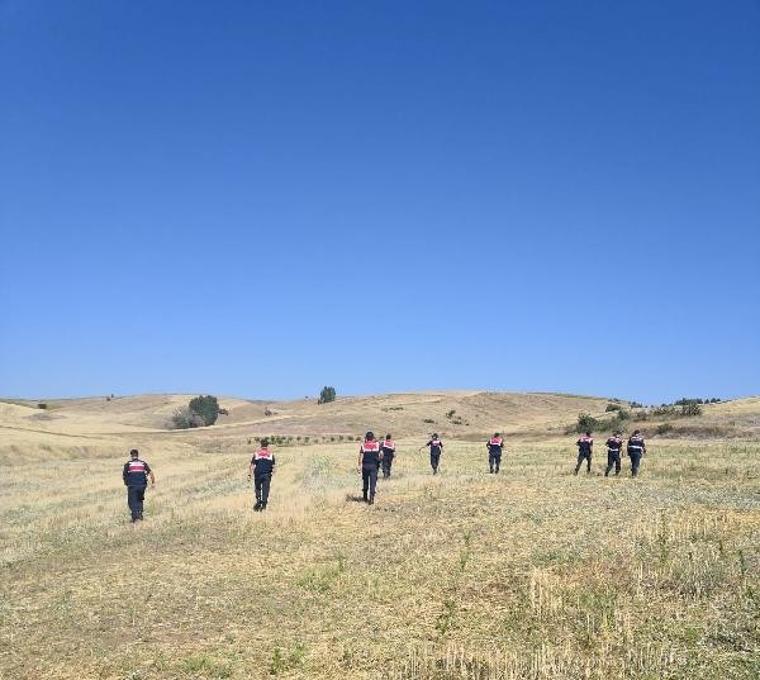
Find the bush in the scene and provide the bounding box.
[630,401,643,409]
[318,386,336,404]
[37,403,47,410]
[171,395,221,429]
[605,403,622,412]
[652,405,677,418]
[575,412,599,434]
[423,418,435,424]
[189,395,221,426]
[171,406,204,429]
[680,402,702,417]
[656,423,674,436]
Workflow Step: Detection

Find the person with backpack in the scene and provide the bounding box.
[357,431,381,504]
[605,431,624,477]
[574,431,594,475]
[486,433,505,474]
[380,434,396,479]
[420,434,444,474]
[248,439,276,511]
[627,430,647,477]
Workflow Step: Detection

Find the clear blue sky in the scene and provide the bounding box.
[1,0,758,403]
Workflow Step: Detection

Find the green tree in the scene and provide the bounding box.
[318,386,336,404]
[188,395,220,426]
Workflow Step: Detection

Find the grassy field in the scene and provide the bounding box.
[1,416,759,679]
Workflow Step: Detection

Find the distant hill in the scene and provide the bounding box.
[1,392,758,463]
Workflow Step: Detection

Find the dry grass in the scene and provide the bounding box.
[1,397,759,679]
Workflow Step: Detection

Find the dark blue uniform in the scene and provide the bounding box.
[360,440,381,503]
[487,436,504,473]
[123,457,151,521]
[605,436,623,476]
[251,447,276,510]
[426,438,443,474]
[627,434,646,477]
[380,439,396,478]
[574,435,593,475]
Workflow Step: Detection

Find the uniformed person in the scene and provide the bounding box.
[420,434,444,474]
[574,431,594,475]
[487,432,505,474]
[605,431,624,477]
[627,430,646,477]
[358,431,381,504]
[248,439,276,511]
[380,434,396,479]
[122,449,155,522]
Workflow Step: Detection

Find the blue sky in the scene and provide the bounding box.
[1,0,758,403]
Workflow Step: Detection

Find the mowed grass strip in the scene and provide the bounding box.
[0,441,758,679]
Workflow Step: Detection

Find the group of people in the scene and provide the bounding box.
[122,429,647,519]
[574,430,647,477]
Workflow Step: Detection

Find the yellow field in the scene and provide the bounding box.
[1,394,758,679]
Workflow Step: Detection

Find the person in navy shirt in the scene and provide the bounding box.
[420,434,444,474]
[627,430,647,477]
[380,434,396,479]
[357,431,381,504]
[248,439,276,511]
[486,433,505,474]
[574,432,594,475]
[605,432,624,477]
[122,449,155,522]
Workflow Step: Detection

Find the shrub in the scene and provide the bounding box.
[656,423,674,436]
[188,395,221,426]
[630,401,643,409]
[318,386,336,404]
[652,405,677,418]
[575,412,599,434]
[37,403,47,410]
[605,403,622,412]
[423,418,435,424]
[171,406,204,429]
[680,402,702,417]
[446,409,457,419]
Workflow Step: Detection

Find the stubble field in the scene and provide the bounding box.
[1,394,759,679]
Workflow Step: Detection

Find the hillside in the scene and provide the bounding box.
[3,391,759,466]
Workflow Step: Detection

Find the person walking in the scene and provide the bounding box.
[248,439,276,511]
[574,431,594,475]
[420,434,444,474]
[487,433,505,473]
[380,434,396,479]
[358,431,381,504]
[605,431,624,477]
[627,430,647,477]
[122,449,155,523]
